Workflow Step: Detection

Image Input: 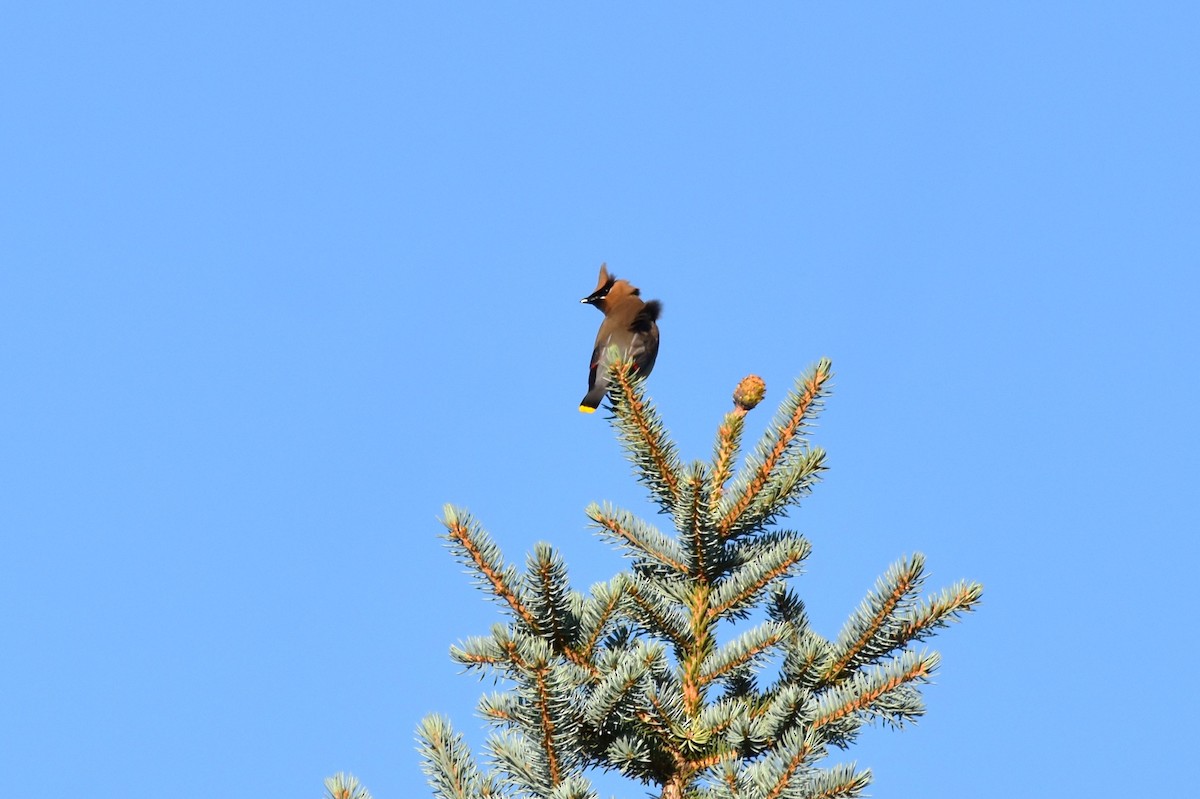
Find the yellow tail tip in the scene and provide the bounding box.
[578,405,597,414]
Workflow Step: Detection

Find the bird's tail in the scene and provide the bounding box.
[579,386,607,413]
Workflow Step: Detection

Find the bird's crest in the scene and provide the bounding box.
[581,262,620,305]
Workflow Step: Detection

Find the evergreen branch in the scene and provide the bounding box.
[606,735,653,779]
[533,662,566,787]
[709,755,744,799]
[777,630,835,692]
[699,622,788,688]
[766,584,809,629]
[626,576,692,646]
[635,705,680,757]
[417,714,485,799]
[754,727,825,799]
[324,772,374,799]
[634,699,686,775]
[823,554,926,684]
[682,582,716,716]
[547,775,598,799]
[710,533,811,620]
[708,411,746,517]
[575,576,629,661]
[684,748,733,776]
[694,697,744,742]
[672,709,724,762]
[524,543,580,653]
[612,678,687,784]
[493,634,575,789]
[723,449,827,539]
[498,627,552,671]
[479,691,521,727]
[711,699,758,758]
[443,505,539,635]
[676,463,716,581]
[701,691,775,757]
[609,358,683,512]
[488,732,550,796]
[802,763,871,799]
[703,693,810,762]
[450,630,509,672]
[765,586,811,663]
[561,602,598,676]
[717,449,826,542]
[898,580,984,642]
[766,587,830,698]
[587,503,690,576]
[458,624,588,753]
[717,359,832,536]
[752,686,811,754]
[719,666,761,704]
[812,650,938,739]
[583,642,662,727]
[644,671,688,748]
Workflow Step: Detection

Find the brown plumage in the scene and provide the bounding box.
[579,263,661,413]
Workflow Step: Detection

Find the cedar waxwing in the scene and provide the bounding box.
[579,263,662,413]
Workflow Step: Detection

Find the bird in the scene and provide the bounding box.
[579,263,661,413]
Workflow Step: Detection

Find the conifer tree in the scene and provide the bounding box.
[416,358,981,799]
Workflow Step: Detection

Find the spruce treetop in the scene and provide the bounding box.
[416,358,982,799]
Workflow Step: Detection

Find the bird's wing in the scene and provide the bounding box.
[626,303,661,374]
[587,343,603,391]
[627,329,658,374]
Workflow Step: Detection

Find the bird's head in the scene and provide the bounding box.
[581,263,640,311]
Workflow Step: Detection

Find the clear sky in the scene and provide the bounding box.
[2,3,1196,797]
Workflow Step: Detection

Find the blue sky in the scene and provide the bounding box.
[2,3,1196,797]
